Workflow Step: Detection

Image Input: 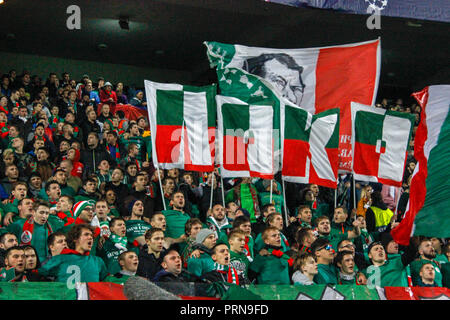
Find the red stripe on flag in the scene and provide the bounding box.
[282,139,310,177]
[353,142,380,177]
[315,41,379,171]
[391,87,430,246]
[223,136,250,172]
[87,282,127,300]
[156,125,181,163]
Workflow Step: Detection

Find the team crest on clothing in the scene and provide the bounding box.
[21,231,32,243]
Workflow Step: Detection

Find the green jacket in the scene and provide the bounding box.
[187,252,215,278]
[125,220,151,242]
[38,248,108,283]
[259,192,284,215]
[103,273,135,285]
[249,253,290,285]
[314,264,338,284]
[98,238,139,275]
[254,232,290,253]
[230,250,250,279]
[362,255,409,287]
[442,262,450,288]
[163,210,191,239]
[7,219,51,262]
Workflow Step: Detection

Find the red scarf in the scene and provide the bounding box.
[21,218,53,245]
[61,248,90,256]
[106,143,120,161]
[74,217,101,238]
[56,211,75,226]
[268,248,294,267]
[217,266,240,285]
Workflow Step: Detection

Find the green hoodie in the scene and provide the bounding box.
[38,248,108,283]
[97,238,139,275]
[362,255,410,287]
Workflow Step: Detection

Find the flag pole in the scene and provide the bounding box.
[269,179,273,204]
[156,165,166,211]
[334,186,337,208]
[220,175,225,207]
[352,173,356,211]
[282,178,289,227]
[209,172,215,209]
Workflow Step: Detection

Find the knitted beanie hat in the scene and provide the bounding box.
[195,228,216,245]
[73,200,95,218]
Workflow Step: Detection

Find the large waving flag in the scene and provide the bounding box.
[216,95,275,179]
[282,106,340,188]
[144,80,216,172]
[392,85,450,245]
[205,39,380,172]
[351,102,415,187]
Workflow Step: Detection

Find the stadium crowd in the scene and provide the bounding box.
[0,70,448,297]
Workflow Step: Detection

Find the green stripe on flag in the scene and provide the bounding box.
[0,282,77,300]
[414,107,450,238]
[316,108,340,149]
[156,90,184,125]
[354,111,384,145]
[222,103,250,133]
[284,106,309,141]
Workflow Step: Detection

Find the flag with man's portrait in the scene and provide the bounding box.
[205,39,381,172]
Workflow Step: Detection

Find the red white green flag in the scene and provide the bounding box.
[205,39,380,172]
[216,95,275,179]
[144,80,216,172]
[281,105,340,188]
[392,85,450,245]
[351,102,415,187]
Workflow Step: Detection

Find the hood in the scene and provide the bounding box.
[60,248,90,256]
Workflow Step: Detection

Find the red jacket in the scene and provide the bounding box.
[70,148,84,178]
[99,89,117,106]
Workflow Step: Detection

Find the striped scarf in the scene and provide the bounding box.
[267,247,294,267]
[106,143,121,162]
[244,236,253,262]
[214,263,240,285]
[21,218,53,245]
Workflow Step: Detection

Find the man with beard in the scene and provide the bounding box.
[136,227,166,281]
[0,246,26,282]
[206,203,232,244]
[249,226,292,284]
[335,250,367,285]
[410,238,443,287]
[0,233,18,268]
[163,192,191,240]
[362,238,418,287]
[37,224,108,282]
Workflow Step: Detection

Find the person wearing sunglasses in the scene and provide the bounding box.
[310,238,338,284]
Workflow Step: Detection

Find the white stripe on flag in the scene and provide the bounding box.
[76,282,88,300]
[183,91,212,166]
[248,105,273,175]
[310,113,338,181]
[378,115,411,182]
[423,85,450,159]
[376,140,382,153]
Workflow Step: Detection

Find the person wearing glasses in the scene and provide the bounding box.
[310,238,338,284]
